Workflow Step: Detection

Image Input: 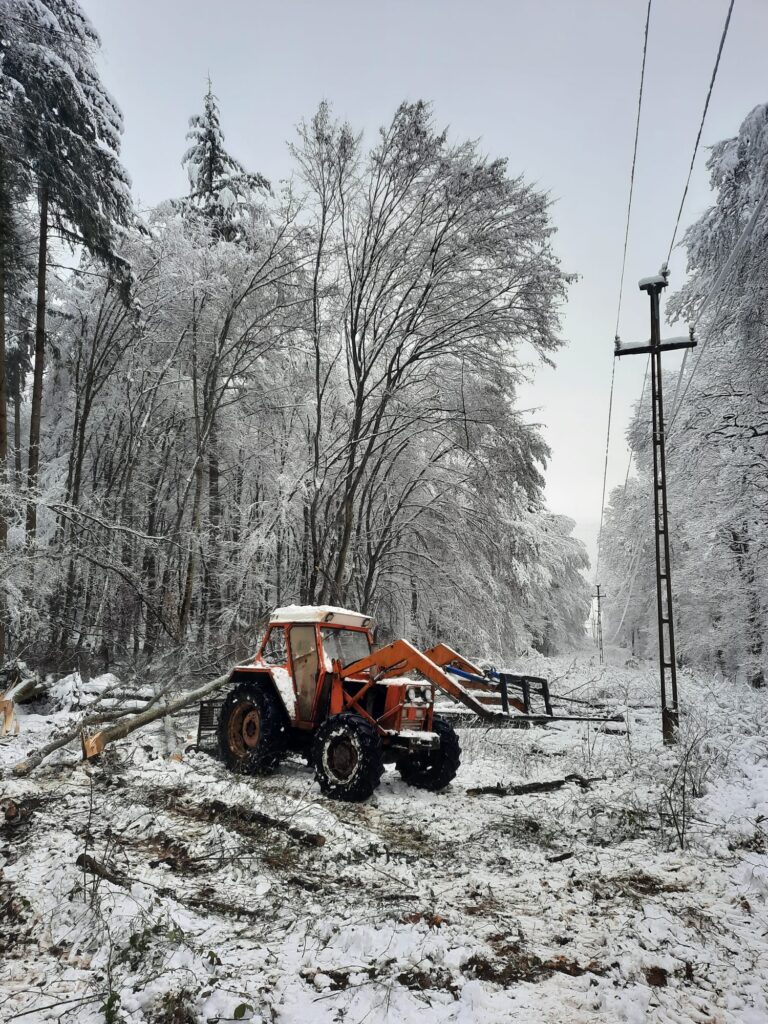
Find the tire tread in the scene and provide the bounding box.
[217,679,287,775]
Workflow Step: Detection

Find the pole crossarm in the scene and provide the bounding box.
[615,334,696,358]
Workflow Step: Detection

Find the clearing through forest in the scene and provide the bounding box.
[1,649,767,1023]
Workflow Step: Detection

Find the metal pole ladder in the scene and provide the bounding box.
[594,584,604,665]
[615,270,696,744]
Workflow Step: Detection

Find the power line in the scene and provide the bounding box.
[595,360,615,586]
[595,0,653,587]
[666,183,768,435]
[614,0,653,340]
[623,355,650,492]
[621,0,736,533]
[665,0,736,266]
[609,537,646,643]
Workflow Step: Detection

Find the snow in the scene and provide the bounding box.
[662,334,695,345]
[1,648,767,1023]
[271,604,373,627]
[270,665,297,719]
[46,671,122,711]
[638,274,667,288]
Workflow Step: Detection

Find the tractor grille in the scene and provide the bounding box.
[197,698,224,750]
[401,706,428,730]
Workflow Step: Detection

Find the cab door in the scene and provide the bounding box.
[288,624,320,725]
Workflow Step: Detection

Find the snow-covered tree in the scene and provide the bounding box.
[602,102,768,685]
[0,0,133,542]
[291,101,577,643]
[182,80,269,240]
[2,94,588,669]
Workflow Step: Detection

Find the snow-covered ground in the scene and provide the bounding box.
[1,649,767,1023]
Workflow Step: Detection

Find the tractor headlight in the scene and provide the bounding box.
[406,685,426,703]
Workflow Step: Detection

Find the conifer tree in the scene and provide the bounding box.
[0,0,133,541]
[182,80,269,239]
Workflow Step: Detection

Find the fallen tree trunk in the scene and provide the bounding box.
[466,774,604,797]
[81,671,230,758]
[5,676,48,704]
[13,671,230,776]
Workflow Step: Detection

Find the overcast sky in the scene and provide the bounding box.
[81,0,768,565]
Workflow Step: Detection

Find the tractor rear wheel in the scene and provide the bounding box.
[397,715,461,791]
[218,680,287,775]
[313,713,384,802]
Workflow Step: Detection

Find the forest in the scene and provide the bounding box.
[2,0,765,690]
[0,1,591,675]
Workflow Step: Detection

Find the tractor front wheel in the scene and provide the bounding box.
[218,680,287,775]
[397,715,461,791]
[313,713,384,802]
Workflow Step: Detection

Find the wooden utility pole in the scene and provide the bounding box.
[615,270,695,744]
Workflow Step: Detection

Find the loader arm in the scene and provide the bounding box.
[422,643,484,677]
[423,643,526,714]
[342,639,509,721]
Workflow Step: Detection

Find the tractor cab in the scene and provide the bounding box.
[253,607,376,727]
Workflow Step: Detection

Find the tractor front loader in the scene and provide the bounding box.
[199,605,621,802]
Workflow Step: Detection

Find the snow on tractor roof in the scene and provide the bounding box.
[270,605,373,627]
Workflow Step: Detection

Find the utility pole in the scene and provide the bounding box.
[615,269,696,744]
[594,584,604,665]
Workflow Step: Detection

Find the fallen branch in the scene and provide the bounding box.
[75,852,128,887]
[12,707,147,777]
[466,773,604,797]
[204,798,326,848]
[149,789,327,848]
[143,782,326,847]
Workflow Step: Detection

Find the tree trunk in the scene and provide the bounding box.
[25,186,48,543]
[13,670,229,775]
[730,526,765,688]
[0,249,7,663]
[81,670,230,762]
[207,420,221,635]
[141,454,167,658]
[178,456,205,636]
[12,356,22,486]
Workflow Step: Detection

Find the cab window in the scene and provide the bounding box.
[320,627,371,668]
[261,626,288,665]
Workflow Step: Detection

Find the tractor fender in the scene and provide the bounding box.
[226,667,296,724]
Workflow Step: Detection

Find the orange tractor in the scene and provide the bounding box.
[200,605,612,801]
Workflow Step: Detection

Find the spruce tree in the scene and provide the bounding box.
[182,80,269,239]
